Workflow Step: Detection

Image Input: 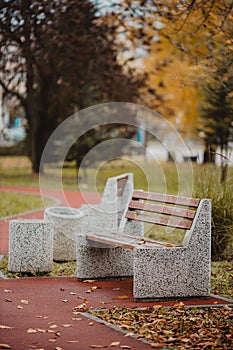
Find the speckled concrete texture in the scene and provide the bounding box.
[79,173,134,234]
[76,234,134,279]
[44,206,83,261]
[77,174,138,279]
[8,219,53,272]
[134,199,212,300]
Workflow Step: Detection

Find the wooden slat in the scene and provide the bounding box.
[132,190,200,207]
[129,200,196,219]
[117,176,128,196]
[125,211,192,229]
[86,232,176,249]
[87,233,135,250]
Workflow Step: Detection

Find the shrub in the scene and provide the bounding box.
[194,165,233,261]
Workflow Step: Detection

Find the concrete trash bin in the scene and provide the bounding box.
[8,219,53,273]
[44,206,83,261]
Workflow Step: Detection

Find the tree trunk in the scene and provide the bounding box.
[203,145,216,164]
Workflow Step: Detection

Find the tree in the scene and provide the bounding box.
[0,0,144,173]
[199,55,233,171]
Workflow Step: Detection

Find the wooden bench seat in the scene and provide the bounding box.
[76,189,211,301]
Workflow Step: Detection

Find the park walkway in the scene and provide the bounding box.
[0,186,232,349]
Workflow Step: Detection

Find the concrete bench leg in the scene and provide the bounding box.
[8,220,53,273]
[133,246,210,300]
[76,234,134,279]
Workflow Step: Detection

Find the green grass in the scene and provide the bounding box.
[0,191,54,217]
[0,256,76,278]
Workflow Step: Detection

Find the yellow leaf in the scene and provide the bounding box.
[0,325,14,329]
[112,295,129,300]
[49,324,57,329]
[20,300,29,304]
[0,345,12,349]
[27,328,37,333]
[110,342,120,347]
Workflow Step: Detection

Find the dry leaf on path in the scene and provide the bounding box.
[27,328,37,334]
[21,300,29,304]
[110,341,120,346]
[0,325,14,329]
[66,340,79,343]
[112,296,129,300]
[0,344,12,349]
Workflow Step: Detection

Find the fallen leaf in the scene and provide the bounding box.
[110,342,120,347]
[55,332,61,337]
[165,243,174,247]
[83,279,97,283]
[36,328,46,333]
[72,317,82,321]
[27,328,37,333]
[67,340,79,343]
[150,343,164,348]
[17,305,23,309]
[48,338,57,342]
[54,347,63,350]
[62,299,68,303]
[89,322,93,326]
[47,330,55,333]
[62,324,72,328]
[70,292,77,295]
[0,325,14,329]
[60,288,65,291]
[90,346,107,349]
[121,346,132,349]
[73,303,89,312]
[21,300,29,304]
[4,290,11,293]
[0,345,12,349]
[112,296,129,300]
[49,324,57,329]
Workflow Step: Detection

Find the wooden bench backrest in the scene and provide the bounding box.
[125,190,200,230]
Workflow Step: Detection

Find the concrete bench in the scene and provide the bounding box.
[76,190,211,301]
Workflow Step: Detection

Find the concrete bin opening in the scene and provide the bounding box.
[44,206,83,262]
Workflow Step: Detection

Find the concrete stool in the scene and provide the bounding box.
[44,206,83,261]
[8,219,53,273]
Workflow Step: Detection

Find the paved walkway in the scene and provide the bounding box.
[1,186,232,349]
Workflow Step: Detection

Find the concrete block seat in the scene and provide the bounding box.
[44,206,83,261]
[76,190,212,301]
[8,219,53,273]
